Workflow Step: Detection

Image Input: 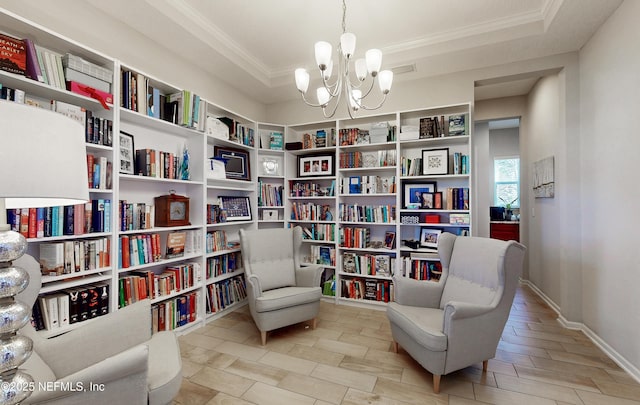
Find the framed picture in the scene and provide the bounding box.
[258,155,283,177]
[119,131,135,174]
[420,228,442,249]
[214,146,251,181]
[422,148,449,175]
[384,231,396,249]
[420,192,435,209]
[402,181,437,208]
[219,196,252,221]
[298,154,335,177]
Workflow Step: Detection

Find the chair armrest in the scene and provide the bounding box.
[27,344,149,404]
[36,300,152,378]
[442,301,496,335]
[246,274,263,297]
[392,275,443,308]
[295,264,323,288]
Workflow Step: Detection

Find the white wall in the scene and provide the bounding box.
[579,0,640,374]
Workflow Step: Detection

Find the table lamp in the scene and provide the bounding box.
[0,100,89,404]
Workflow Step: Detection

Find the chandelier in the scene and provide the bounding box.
[294,0,393,119]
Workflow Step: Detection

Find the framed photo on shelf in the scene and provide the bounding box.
[384,231,396,249]
[298,153,335,177]
[402,181,437,208]
[422,148,449,175]
[420,228,442,249]
[420,192,435,209]
[213,146,251,181]
[119,131,135,174]
[219,196,252,221]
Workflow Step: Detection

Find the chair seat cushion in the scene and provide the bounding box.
[256,286,322,313]
[147,331,182,405]
[387,302,447,352]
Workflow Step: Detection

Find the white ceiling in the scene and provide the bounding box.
[85,0,622,104]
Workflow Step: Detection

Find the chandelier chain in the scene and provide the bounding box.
[342,0,347,34]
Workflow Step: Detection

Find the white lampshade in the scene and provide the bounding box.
[323,61,333,80]
[378,70,394,94]
[349,89,362,110]
[365,49,382,75]
[0,100,89,212]
[316,87,331,106]
[315,41,332,70]
[340,33,356,58]
[355,58,367,81]
[295,68,310,93]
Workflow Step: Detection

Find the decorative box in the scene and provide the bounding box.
[401,215,420,224]
[262,209,279,220]
[450,213,471,225]
[67,81,113,105]
[425,214,440,223]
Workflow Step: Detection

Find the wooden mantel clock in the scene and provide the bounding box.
[154,191,190,227]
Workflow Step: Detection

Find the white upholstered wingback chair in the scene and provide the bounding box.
[15,254,182,405]
[239,227,323,345]
[387,232,526,393]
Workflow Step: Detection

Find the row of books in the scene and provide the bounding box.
[338,204,396,223]
[446,187,470,210]
[289,181,335,197]
[401,256,443,281]
[119,233,161,268]
[0,33,113,99]
[217,117,255,147]
[401,156,422,177]
[205,251,243,279]
[307,245,336,266]
[7,200,111,238]
[32,284,109,331]
[339,150,397,169]
[290,202,333,221]
[340,277,393,302]
[339,226,371,249]
[205,275,247,314]
[134,147,188,180]
[301,224,335,242]
[39,237,111,276]
[258,182,283,207]
[119,201,155,231]
[121,70,205,131]
[87,154,112,190]
[206,230,228,253]
[341,175,396,195]
[118,262,201,306]
[419,114,468,138]
[342,252,394,276]
[452,152,470,175]
[152,291,199,333]
[301,129,336,149]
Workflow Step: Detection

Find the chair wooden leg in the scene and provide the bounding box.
[311,318,317,329]
[483,360,488,372]
[433,374,441,394]
[392,341,399,353]
[260,331,267,346]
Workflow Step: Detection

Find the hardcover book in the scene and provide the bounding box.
[0,33,26,75]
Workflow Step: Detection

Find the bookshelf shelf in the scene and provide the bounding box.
[40,273,113,294]
[339,272,392,281]
[26,231,111,242]
[205,268,245,284]
[119,225,202,235]
[149,284,201,305]
[206,220,254,228]
[205,247,242,258]
[117,252,202,273]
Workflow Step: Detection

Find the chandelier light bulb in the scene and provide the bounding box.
[340,33,356,58]
[295,68,310,93]
[315,41,332,70]
[323,61,333,80]
[365,49,382,75]
[317,87,331,106]
[350,89,362,110]
[355,59,367,81]
[378,70,394,94]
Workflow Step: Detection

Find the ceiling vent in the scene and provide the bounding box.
[391,63,416,75]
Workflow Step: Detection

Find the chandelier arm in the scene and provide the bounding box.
[356,92,389,111]
[320,73,341,97]
[322,95,342,119]
[299,92,329,108]
[356,77,376,99]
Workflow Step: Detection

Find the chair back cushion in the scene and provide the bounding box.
[240,228,296,291]
[439,236,508,308]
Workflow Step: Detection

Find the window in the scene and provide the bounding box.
[494,157,520,208]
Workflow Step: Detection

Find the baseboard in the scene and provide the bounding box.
[520,279,640,384]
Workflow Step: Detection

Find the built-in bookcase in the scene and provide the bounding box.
[256,123,286,230]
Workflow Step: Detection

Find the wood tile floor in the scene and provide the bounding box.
[174,285,640,404]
